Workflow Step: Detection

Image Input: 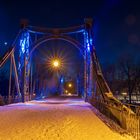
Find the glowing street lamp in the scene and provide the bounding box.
[68,83,72,88]
[68,93,72,96]
[47,55,65,73]
[52,59,60,68]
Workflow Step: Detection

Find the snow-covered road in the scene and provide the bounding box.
[0,97,134,140]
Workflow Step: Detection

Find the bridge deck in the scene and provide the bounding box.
[0,97,134,140]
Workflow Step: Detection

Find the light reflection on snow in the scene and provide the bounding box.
[0,98,91,112]
[24,103,36,106]
[0,97,134,140]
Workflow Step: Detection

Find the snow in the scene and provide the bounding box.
[0,97,135,140]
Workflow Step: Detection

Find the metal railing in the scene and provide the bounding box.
[0,95,35,106]
[0,95,20,105]
[90,98,140,140]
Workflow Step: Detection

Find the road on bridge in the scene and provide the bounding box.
[0,97,134,140]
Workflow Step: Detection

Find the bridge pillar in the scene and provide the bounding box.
[18,29,30,102]
[84,18,94,101]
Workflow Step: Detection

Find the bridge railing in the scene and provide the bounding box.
[124,103,140,115]
[0,95,35,105]
[90,97,140,140]
[0,95,21,105]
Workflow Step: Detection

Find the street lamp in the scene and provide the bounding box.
[47,55,65,73]
[68,83,72,88]
[52,59,60,68]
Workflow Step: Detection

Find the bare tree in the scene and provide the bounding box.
[119,55,140,103]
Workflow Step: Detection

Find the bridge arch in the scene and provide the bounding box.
[19,19,94,102]
[29,35,85,61]
[27,34,85,98]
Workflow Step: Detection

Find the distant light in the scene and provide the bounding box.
[68,93,72,96]
[68,83,72,88]
[65,90,68,93]
[121,92,127,96]
[60,77,64,83]
[90,38,92,45]
[4,42,8,45]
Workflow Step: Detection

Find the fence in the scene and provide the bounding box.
[0,95,35,106]
[124,103,140,140]
[90,98,140,140]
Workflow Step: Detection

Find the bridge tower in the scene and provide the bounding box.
[18,19,30,102]
[84,18,94,101]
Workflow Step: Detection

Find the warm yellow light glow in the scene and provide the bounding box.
[65,90,68,93]
[68,83,72,88]
[52,60,60,67]
[46,54,66,73]
[121,92,127,96]
[68,93,72,95]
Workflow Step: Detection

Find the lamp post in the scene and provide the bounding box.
[51,59,63,95]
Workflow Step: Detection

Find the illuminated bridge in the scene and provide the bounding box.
[0,18,139,140]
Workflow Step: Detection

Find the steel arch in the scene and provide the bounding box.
[28,35,85,61]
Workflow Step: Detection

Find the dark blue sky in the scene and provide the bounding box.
[0,0,140,64]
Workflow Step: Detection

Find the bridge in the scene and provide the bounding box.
[0,18,139,140]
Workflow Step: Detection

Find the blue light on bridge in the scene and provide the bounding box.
[19,32,30,54]
[86,39,89,44]
[84,30,91,53]
[20,39,25,53]
[87,46,90,52]
[4,42,8,46]
[90,38,92,45]
[86,35,90,52]
[18,31,30,87]
[60,77,64,84]
[19,32,29,70]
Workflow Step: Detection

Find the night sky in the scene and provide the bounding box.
[0,0,140,65]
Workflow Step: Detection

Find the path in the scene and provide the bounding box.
[0,97,134,140]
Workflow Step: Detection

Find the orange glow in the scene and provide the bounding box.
[68,83,72,88]
[52,59,60,68]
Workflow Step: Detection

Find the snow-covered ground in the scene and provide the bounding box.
[0,97,135,140]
